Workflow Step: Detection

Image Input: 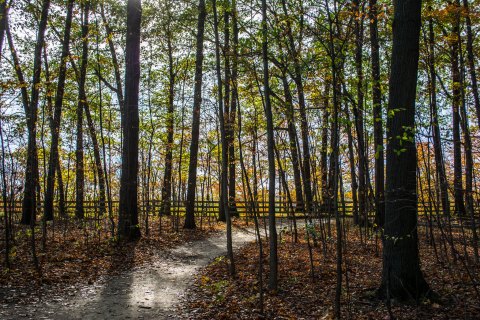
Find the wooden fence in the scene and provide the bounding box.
[0,198,476,221]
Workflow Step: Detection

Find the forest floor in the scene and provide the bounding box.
[0,219,255,319]
[183,224,480,320]
[2,219,479,319]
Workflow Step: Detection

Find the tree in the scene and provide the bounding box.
[213,0,234,276]
[280,0,313,214]
[261,0,278,291]
[369,0,385,228]
[426,5,450,217]
[380,0,430,301]
[118,0,142,241]
[21,0,51,225]
[159,2,175,217]
[184,0,206,229]
[44,0,75,221]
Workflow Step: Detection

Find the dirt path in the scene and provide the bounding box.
[1,228,256,320]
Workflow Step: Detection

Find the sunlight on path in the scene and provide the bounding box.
[2,228,256,320]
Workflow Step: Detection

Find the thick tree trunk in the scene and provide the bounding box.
[380,0,429,301]
[118,0,142,241]
[184,0,206,229]
[44,0,75,221]
[22,0,51,225]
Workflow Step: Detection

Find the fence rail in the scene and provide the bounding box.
[0,198,477,220]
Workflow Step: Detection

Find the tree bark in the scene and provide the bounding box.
[261,0,278,291]
[213,0,234,275]
[44,0,75,221]
[75,1,92,220]
[21,0,51,225]
[229,0,239,217]
[160,17,175,217]
[184,0,206,229]
[380,0,430,301]
[450,1,466,216]
[350,0,367,226]
[118,0,142,241]
[369,0,384,228]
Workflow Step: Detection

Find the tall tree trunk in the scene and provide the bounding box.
[44,0,75,221]
[118,0,142,241]
[160,20,175,217]
[218,2,231,223]
[380,0,429,301]
[325,3,342,315]
[369,0,384,228]
[350,0,367,226]
[96,20,115,234]
[43,35,66,218]
[229,0,239,217]
[0,0,9,268]
[261,0,278,291]
[21,0,51,225]
[213,0,234,275]
[427,10,450,216]
[450,1,466,216]
[184,0,206,229]
[75,1,92,220]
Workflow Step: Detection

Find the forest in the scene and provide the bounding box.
[0,0,479,319]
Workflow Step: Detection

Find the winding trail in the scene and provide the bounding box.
[1,228,256,320]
